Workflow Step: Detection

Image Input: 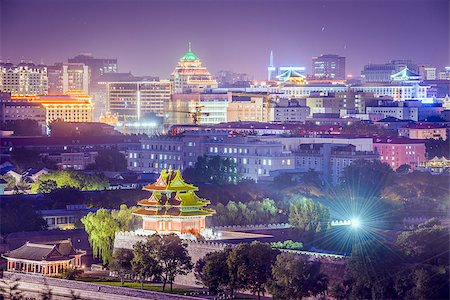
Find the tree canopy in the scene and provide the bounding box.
[87,149,127,172]
[0,198,47,234]
[183,155,240,184]
[31,170,109,193]
[289,196,330,234]
[81,204,136,264]
[269,253,328,300]
[212,198,281,226]
[340,159,395,197]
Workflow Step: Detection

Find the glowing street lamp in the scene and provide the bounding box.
[351,218,361,229]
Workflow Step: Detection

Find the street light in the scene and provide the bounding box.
[351,217,361,229]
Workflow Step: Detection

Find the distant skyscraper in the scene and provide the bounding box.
[0,60,48,95]
[215,70,251,87]
[170,43,217,93]
[68,54,118,87]
[106,80,171,122]
[47,62,90,95]
[312,54,346,80]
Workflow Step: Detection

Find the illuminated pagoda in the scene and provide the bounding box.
[170,43,218,93]
[133,169,215,237]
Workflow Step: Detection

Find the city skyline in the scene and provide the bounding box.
[1,0,449,78]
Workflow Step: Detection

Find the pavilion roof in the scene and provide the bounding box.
[142,169,198,192]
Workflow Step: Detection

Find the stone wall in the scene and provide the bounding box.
[114,231,347,287]
[114,232,227,286]
[2,271,198,300]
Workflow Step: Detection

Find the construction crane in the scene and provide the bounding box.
[168,104,210,125]
[230,91,278,121]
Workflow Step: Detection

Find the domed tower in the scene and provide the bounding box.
[170,43,218,93]
[133,169,215,236]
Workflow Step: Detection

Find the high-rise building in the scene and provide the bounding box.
[215,70,251,87]
[106,80,171,122]
[0,61,48,95]
[312,54,346,80]
[170,43,217,93]
[47,63,90,95]
[166,93,228,125]
[68,53,118,84]
[418,65,437,80]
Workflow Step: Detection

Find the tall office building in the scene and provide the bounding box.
[68,54,117,87]
[170,43,217,93]
[48,63,90,95]
[312,54,346,80]
[0,61,48,95]
[106,80,171,122]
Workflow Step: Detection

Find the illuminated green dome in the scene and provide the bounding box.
[180,42,199,61]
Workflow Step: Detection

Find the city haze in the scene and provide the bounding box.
[1,0,449,78]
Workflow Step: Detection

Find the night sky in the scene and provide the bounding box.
[1,0,449,78]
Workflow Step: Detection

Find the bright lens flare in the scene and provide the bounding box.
[351,218,361,229]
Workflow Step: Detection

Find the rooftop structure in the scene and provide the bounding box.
[2,239,85,276]
[133,169,215,237]
[171,43,218,94]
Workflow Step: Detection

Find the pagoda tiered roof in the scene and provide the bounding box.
[142,169,198,192]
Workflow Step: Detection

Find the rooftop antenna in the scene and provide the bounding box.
[188,42,192,52]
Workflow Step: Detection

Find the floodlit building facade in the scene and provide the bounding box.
[166,93,228,125]
[48,63,90,95]
[106,80,171,121]
[398,124,447,140]
[0,61,48,95]
[374,137,426,170]
[312,54,346,80]
[171,44,218,94]
[12,91,94,124]
[127,130,295,182]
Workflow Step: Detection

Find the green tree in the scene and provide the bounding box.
[31,170,109,193]
[396,164,411,174]
[0,174,16,190]
[132,238,162,289]
[183,155,240,184]
[271,240,303,250]
[36,179,58,193]
[0,119,43,136]
[10,147,45,172]
[425,138,449,159]
[340,159,395,197]
[289,196,330,234]
[396,218,449,266]
[0,198,47,234]
[346,240,400,299]
[154,234,193,292]
[226,242,279,299]
[110,248,134,286]
[270,253,328,300]
[81,205,137,265]
[87,149,127,172]
[196,248,232,295]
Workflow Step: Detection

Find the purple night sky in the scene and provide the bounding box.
[1,0,449,79]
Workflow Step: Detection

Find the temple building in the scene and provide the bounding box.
[170,43,218,94]
[2,239,85,276]
[133,169,215,237]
